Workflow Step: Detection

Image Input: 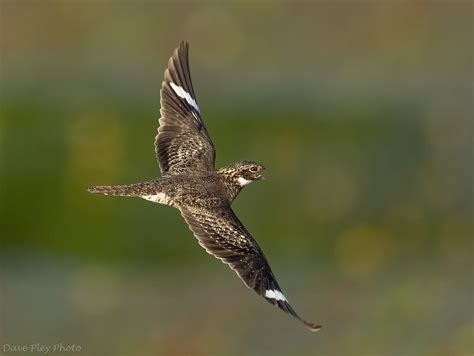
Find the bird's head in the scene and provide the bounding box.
[218,160,266,187]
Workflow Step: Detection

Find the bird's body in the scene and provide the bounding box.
[88,160,261,208]
[88,41,321,332]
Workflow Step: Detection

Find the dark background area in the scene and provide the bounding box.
[0,1,472,355]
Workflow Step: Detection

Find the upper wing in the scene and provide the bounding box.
[155,41,216,175]
[179,204,321,332]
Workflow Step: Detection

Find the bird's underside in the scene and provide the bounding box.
[88,41,321,332]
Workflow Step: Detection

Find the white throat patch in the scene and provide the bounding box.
[237,177,252,187]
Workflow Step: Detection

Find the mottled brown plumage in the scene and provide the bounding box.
[88,41,321,332]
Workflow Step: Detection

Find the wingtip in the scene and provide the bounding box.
[168,41,189,72]
[178,40,189,52]
[304,320,322,332]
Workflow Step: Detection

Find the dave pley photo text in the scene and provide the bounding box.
[2,343,81,353]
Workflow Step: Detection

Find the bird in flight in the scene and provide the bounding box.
[88,41,321,332]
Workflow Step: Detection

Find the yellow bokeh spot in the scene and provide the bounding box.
[439,217,472,266]
[335,225,390,280]
[67,111,123,185]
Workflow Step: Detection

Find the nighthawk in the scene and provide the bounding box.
[88,41,321,332]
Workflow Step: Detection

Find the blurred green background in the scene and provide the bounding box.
[0,1,472,355]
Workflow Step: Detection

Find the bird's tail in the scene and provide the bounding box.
[87,182,153,197]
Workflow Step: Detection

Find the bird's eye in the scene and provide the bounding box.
[250,166,258,173]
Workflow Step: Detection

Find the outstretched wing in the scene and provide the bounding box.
[155,41,216,175]
[179,205,321,332]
